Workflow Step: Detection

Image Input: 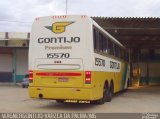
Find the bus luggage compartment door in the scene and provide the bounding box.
[33,58,84,88]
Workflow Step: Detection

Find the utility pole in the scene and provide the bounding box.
[66,0,68,15]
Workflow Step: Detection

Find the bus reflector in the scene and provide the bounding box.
[81,15,86,18]
[52,16,67,19]
[29,70,33,82]
[35,17,40,21]
[36,72,82,76]
[85,71,91,84]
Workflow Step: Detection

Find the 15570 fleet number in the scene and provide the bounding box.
[47,53,70,58]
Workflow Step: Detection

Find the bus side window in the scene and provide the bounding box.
[113,43,116,56]
[93,28,100,51]
[120,49,125,60]
[108,40,111,54]
[119,48,121,59]
[117,45,121,58]
[93,28,97,50]
[96,31,100,51]
[115,44,119,58]
[103,36,108,53]
[110,42,114,56]
[99,32,103,52]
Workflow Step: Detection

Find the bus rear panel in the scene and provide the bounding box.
[29,15,130,103]
[29,15,96,101]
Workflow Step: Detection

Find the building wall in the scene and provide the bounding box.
[139,62,160,85]
[148,62,160,85]
[0,53,13,82]
[0,32,29,82]
[132,49,160,86]
[16,49,28,82]
[0,48,28,82]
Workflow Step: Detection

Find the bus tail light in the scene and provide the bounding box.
[85,71,92,84]
[29,70,33,83]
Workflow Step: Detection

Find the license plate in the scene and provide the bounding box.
[58,77,69,82]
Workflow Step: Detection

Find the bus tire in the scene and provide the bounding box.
[106,82,113,102]
[93,82,108,105]
[22,85,25,88]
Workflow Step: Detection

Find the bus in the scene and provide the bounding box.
[28,15,130,104]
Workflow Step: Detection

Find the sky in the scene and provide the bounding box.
[0,0,160,32]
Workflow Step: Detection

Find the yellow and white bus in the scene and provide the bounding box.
[29,15,130,104]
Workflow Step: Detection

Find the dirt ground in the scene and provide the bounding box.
[0,85,160,113]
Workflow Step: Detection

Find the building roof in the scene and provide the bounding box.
[92,17,160,49]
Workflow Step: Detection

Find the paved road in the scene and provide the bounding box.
[0,85,159,112]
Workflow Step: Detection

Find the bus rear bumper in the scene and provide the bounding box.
[29,86,95,101]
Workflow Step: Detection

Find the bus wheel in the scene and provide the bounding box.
[93,83,108,105]
[106,83,113,102]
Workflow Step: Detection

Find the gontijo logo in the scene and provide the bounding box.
[45,22,74,34]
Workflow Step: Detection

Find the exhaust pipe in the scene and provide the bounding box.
[39,94,43,99]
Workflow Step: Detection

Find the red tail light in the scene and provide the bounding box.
[85,71,91,84]
[29,70,33,83]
